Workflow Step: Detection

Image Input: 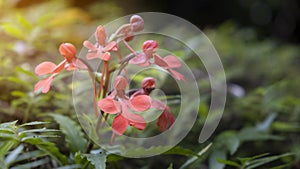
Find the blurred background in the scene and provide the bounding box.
[0,0,299,168]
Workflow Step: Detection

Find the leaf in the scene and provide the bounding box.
[0,121,18,129]
[0,141,17,157]
[5,144,23,165]
[246,153,293,169]
[165,146,202,157]
[14,150,47,164]
[19,121,50,127]
[216,131,240,155]
[50,114,87,153]
[217,158,241,167]
[23,138,68,165]
[209,150,226,169]
[179,143,212,169]
[16,13,32,30]
[167,163,173,169]
[1,23,25,39]
[82,153,107,169]
[11,158,49,169]
[18,128,59,135]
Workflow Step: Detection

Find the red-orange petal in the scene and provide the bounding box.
[35,61,57,76]
[34,75,55,93]
[157,107,175,132]
[153,54,169,68]
[112,115,128,135]
[129,95,151,112]
[95,25,107,46]
[114,76,128,90]
[103,41,117,52]
[164,55,181,68]
[98,98,121,114]
[168,69,186,81]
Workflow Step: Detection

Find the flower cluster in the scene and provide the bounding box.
[34,15,183,138]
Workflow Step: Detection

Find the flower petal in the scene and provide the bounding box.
[151,99,167,110]
[98,98,121,114]
[129,53,148,65]
[122,109,146,130]
[114,76,128,90]
[164,55,181,68]
[112,115,128,135]
[83,40,97,51]
[157,107,175,132]
[103,41,117,52]
[35,61,57,76]
[34,75,55,93]
[129,95,151,112]
[95,25,106,46]
[168,69,186,81]
[153,54,169,68]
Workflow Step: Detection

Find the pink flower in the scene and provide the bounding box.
[98,76,151,135]
[34,43,86,93]
[129,40,185,81]
[83,25,117,60]
[130,77,176,131]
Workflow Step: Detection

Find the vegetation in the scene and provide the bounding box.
[0,0,299,168]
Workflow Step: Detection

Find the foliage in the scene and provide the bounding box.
[0,0,299,168]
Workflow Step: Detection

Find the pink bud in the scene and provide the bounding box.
[130,15,144,32]
[142,77,155,89]
[59,43,77,62]
[142,40,158,53]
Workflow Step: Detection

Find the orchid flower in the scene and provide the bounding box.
[34,43,86,93]
[129,40,185,81]
[98,76,151,135]
[83,25,117,60]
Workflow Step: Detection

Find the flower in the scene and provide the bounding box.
[129,40,185,81]
[98,75,151,135]
[83,25,117,60]
[130,77,176,131]
[34,43,86,93]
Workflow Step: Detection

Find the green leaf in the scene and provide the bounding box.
[167,163,173,169]
[0,121,17,129]
[23,138,68,165]
[209,150,226,169]
[16,14,32,30]
[217,158,241,167]
[14,150,47,164]
[11,158,49,169]
[246,153,293,169]
[19,121,50,127]
[82,153,107,169]
[165,146,202,157]
[0,141,17,157]
[18,128,59,135]
[50,114,87,154]
[216,131,240,155]
[5,144,23,165]
[21,135,60,142]
[1,23,25,39]
[179,143,212,169]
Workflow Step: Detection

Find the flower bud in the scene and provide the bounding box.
[59,43,76,62]
[142,40,158,53]
[130,15,144,32]
[142,77,155,89]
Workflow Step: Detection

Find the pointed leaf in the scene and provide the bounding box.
[50,114,87,154]
[82,152,107,169]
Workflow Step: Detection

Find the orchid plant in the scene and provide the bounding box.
[34,15,183,143]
